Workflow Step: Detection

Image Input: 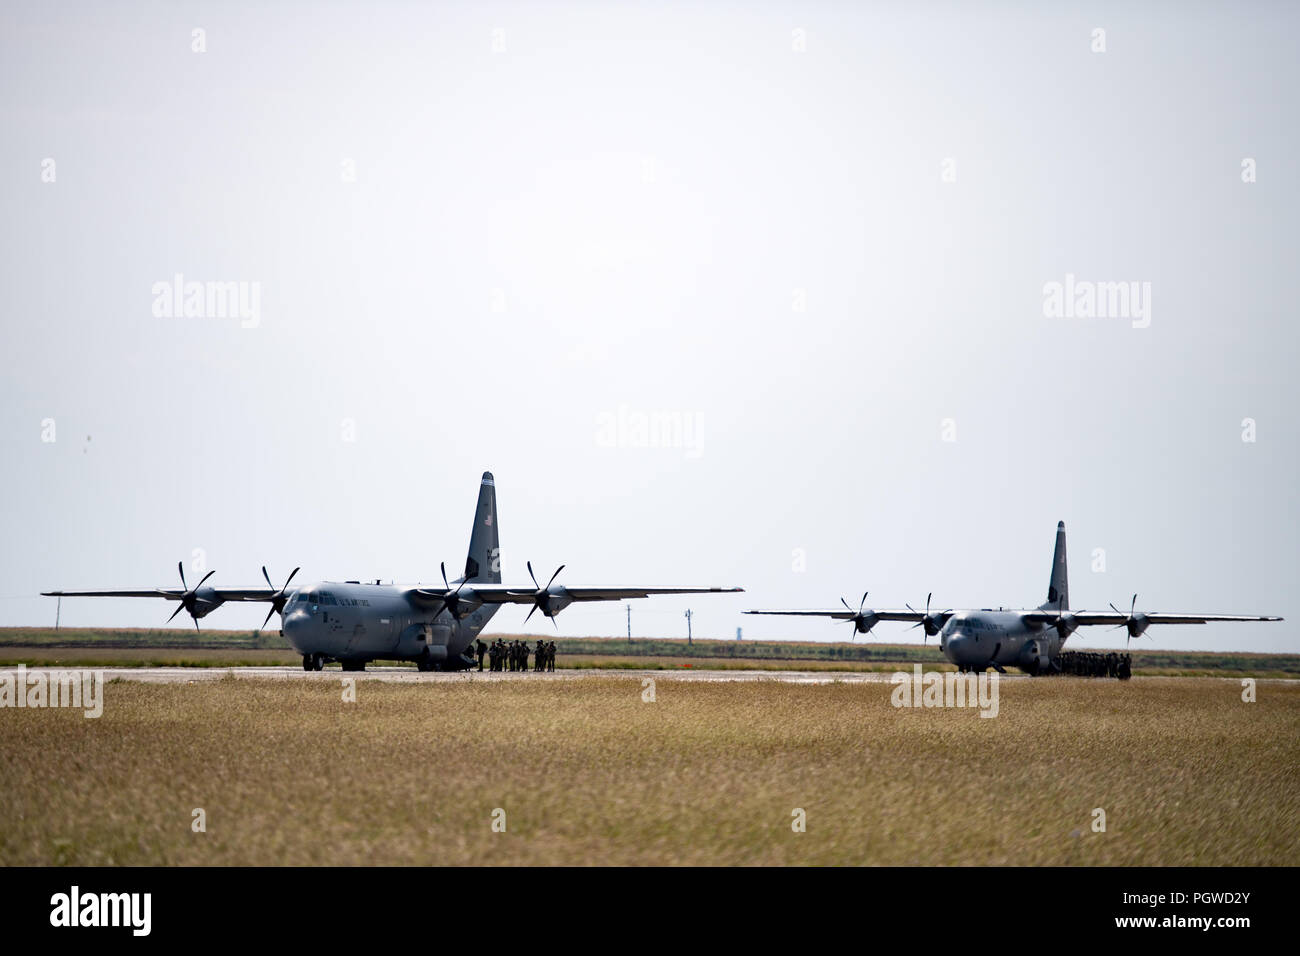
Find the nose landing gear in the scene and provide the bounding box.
[301,653,325,671]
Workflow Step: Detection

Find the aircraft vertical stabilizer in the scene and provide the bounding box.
[1042,520,1069,610]
[464,472,501,584]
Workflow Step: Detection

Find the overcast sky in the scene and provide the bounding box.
[1,1,1295,652]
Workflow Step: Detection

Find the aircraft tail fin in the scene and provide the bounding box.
[1041,520,1069,610]
[464,472,500,584]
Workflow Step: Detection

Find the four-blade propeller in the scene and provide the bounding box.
[437,561,473,619]
[525,561,566,627]
[839,592,874,638]
[258,565,301,631]
[162,561,216,631]
[905,592,949,642]
[1109,593,1151,647]
[1042,596,1078,639]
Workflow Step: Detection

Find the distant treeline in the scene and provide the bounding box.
[0,627,290,650]
[556,636,944,663]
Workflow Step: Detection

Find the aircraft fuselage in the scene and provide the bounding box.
[939,610,1064,674]
[281,582,497,669]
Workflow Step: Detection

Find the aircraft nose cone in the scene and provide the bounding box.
[945,634,974,664]
[282,610,310,650]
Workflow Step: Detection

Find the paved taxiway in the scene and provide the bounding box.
[5,666,1298,691]
[3,665,923,685]
[6,666,1293,685]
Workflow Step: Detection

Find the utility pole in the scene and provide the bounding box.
[626,603,632,644]
[55,595,61,631]
[685,609,693,645]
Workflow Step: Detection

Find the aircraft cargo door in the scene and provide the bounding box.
[345,624,366,656]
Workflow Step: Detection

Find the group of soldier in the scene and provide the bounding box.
[1056,650,1132,680]
[476,638,557,673]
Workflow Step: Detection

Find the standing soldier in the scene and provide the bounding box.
[476,639,487,672]
[548,640,557,672]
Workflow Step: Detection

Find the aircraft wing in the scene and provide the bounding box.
[743,608,929,622]
[41,587,282,602]
[446,585,745,604]
[556,586,742,602]
[1063,611,1283,627]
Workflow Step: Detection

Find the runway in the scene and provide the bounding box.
[5,665,1290,685]
[0,665,924,685]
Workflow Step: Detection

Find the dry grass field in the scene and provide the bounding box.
[1,674,1297,866]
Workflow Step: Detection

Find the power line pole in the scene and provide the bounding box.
[685,609,693,645]
[626,603,631,644]
[55,595,61,631]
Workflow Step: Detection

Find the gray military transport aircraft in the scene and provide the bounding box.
[43,472,742,671]
[745,522,1281,675]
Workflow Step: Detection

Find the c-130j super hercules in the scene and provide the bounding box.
[43,472,743,671]
[745,522,1281,676]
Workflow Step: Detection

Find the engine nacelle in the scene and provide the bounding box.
[538,588,575,618]
[444,588,483,619]
[853,612,879,635]
[1047,613,1079,639]
[190,589,226,618]
[1125,614,1151,639]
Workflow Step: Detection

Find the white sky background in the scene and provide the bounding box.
[0,1,1295,653]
